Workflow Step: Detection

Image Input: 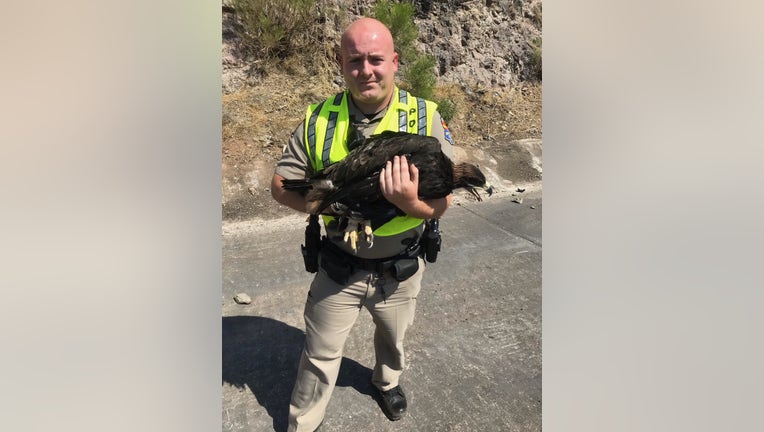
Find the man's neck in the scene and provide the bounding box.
[349,92,394,116]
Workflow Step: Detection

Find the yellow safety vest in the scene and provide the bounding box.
[304,87,438,237]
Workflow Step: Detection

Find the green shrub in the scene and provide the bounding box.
[233,0,317,64]
[402,53,437,99]
[372,0,419,63]
[435,98,457,123]
[373,0,440,101]
[530,37,542,81]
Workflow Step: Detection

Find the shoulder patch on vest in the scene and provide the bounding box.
[441,118,453,145]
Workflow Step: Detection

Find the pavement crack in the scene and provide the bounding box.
[459,205,542,247]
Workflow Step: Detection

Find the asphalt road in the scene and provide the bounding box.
[222,190,541,432]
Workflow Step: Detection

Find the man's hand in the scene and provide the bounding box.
[379,155,420,213]
[379,154,452,220]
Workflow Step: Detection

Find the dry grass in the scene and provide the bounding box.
[222,71,339,165]
[435,82,542,146]
[223,70,541,167]
[222,88,267,143]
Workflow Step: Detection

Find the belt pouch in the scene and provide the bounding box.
[319,247,353,285]
[390,258,419,282]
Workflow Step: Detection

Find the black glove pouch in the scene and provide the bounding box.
[390,258,419,282]
[319,247,353,285]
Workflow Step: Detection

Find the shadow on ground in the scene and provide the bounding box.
[222,316,376,431]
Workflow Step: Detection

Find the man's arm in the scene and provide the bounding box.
[271,173,309,214]
[379,155,452,219]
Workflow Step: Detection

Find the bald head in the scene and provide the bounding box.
[339,18,399,114]
[341,18,396,55]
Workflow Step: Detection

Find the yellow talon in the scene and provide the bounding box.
[364,224,374,248]
[348,230,358,253]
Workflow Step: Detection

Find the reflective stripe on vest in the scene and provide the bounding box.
[305,87,438,237]
[398,89,408,131]
[305,92,347,171]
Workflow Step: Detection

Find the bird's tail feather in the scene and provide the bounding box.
[281,178,336,214]
[280,178,313,193]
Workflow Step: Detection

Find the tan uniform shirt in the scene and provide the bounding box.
[275,94,454,259]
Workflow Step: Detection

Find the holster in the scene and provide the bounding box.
[421,218,442,263]
[301,214,322,273]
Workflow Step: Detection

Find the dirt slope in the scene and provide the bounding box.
[221,1,542,221]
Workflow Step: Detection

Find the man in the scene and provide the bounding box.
[271,17,455,432]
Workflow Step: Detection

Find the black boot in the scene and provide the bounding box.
[378,385,407,421]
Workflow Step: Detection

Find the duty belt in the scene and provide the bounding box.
[321,239,420,274]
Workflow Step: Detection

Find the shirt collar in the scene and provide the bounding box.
[347,93,390,123]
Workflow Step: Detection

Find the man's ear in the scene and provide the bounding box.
[393,52,399,71]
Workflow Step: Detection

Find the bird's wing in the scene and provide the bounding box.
[314,132,444,214]
[313,172,381,214]
[324,132,441,184]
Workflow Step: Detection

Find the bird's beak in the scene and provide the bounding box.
[483,183,494,197]
[467,183,494,201]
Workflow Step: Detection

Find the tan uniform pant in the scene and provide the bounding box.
[287,257,425,432]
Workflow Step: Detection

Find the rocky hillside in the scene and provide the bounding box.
[222,0,542,221]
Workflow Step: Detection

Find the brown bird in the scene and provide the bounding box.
[281,130,494,250]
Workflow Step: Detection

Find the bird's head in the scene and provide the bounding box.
[454,163,494,201]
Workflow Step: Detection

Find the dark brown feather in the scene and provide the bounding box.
[281,131,491,217]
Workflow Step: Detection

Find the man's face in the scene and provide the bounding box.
[340,28,399,112]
